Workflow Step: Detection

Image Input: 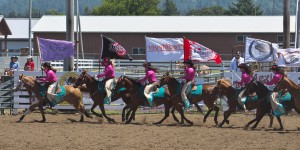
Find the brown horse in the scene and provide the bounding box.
[215,79,275,128]
[158,73,220,125]
[112,75,193,125]
[15,75,92,122]
[274,77,300,112]
[73,71,116,123]
[3,68,14,77]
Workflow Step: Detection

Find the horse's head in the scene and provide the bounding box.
[74,70,90,88]
[66,76,77,85]
[244,80,269,98]
[274,76,296,92]
[159,72,175,87]
[15,74,35,92]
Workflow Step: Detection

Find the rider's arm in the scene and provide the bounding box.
[265,74,281,85]
[138,71,149,83]
[96,68,106,78]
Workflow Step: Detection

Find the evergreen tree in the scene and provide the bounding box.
[187,6,227,16]
[92,0,161,16]
[162,0,179,15]
[227,0,263,15]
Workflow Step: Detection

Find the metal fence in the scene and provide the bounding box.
[0,76,14,115]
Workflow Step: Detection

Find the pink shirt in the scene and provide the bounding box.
[265,73,282,85]
[139,69,157,83]
[97,64,115,79]
[237,71,252,86]
[183,67,195,81]
[40,69,57,82]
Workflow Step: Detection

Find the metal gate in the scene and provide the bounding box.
[0,76,14,115]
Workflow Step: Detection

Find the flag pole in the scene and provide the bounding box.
[36,37,44,77]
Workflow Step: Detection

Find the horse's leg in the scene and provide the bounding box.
[122,105,129,122]
[36,105,46,123]
[250,103,270,130]
[267,112,274,128]
[194,103,204,114]
[218,109,233,127]
[17,102,40,123]
[153,103,171,125]
[171,107,180,123]
[275,116,284,130]
[213,105,220,125]
[125,107,138,124]
[98,103,115,123]
[174,103,193,125]
[91,102,103,118]
[203,108,213,123]
[125,108,133,121]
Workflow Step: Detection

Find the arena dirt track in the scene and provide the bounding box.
[1,113,300,150]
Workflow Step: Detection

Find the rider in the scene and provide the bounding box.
[236,63,253,111]
[96,57,115,104]
[264,65,286,116]
[39,62,57,107]
[138,62,158,107]
[180,59,196,109]
[9,56,19,71]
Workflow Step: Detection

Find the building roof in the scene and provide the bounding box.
[32,16,296,33]
[5,18,39,39]
[0,16,12,35]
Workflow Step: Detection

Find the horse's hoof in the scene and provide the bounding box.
[153,122,162,125]
[250,127,256,130]
[225,120,230,124]
[122,118,125,122]
[203,120,206,123]
[16,120,22,123]
[214,121,218,126]
[35,119,45,123]
[109,119,116,123]
[188,121,194,126]
[217,124,223,128]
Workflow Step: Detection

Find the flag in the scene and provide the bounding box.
[37,37,75,61]
[183,38,222,64]
[275,48,300,66]
[245,37,276,62]
[101,36,132,61]
[146,37,183,62]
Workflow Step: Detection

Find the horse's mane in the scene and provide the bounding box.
[285,77,299,88]
[218,79,231,87]
[123,76,139,83]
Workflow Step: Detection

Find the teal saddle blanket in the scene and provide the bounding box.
[187,84,203,96]
[139,85,166,98]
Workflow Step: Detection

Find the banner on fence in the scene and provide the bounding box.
[245,37,277,62]
[145,37,183,62]
[37,37,75,61]
[224,72,300,89]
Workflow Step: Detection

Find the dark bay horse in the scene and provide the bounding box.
[215,79,274,128]
[112,75,193,125]
[240,79,296,130]
[159,73,220,125]
[15,75,92,122]
[73,71,116,123]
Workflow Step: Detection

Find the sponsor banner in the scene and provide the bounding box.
[223,72,300,89]
[245,37,277,62]
[146,37,183,62]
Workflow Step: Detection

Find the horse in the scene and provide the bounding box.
[274,77,300,113]
[158,73,220,125]
[3,68,14,77]
[240,79,296,130]
[15,75,92,122]
[215,79,274,128]
[112,75,193,125]
[73,71,117,123]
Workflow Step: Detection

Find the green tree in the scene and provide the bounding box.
[187,6,227,16]
[162,0,179,15]
[91,0,161,16]
[45,9,64,15]
[227,0,263,15]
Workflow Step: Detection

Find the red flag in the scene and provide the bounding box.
[183,38,222,64]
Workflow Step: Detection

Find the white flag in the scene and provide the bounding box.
[145,37,183,62]
[245,37,277,62]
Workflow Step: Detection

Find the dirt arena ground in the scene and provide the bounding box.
[0,112,300,150]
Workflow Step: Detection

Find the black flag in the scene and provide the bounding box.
[101,36,133,61]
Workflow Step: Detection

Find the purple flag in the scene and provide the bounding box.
[38,37,75,61]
